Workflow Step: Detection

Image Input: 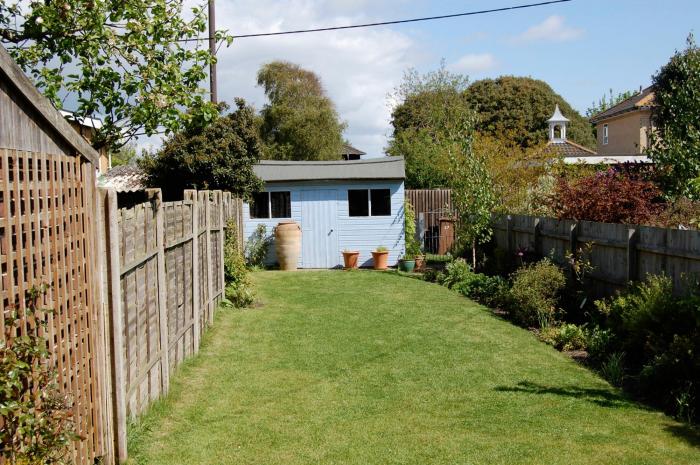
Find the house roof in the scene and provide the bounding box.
[254,157,405,182]
[340,144,366,156]
[98,164,147,192]
[590,87,655,124]
[544,140,597,159]
[0,44,99,165]
[60,110,104,130]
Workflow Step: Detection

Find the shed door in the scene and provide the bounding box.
[301,189,339,268]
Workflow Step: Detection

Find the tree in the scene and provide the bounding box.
[463,76,596,149]
[0,1,231,151]
[547,169,663,224]
[586,88,639,118]
[649,34,700,199]
[111,143,139,167]
[257,61,345,160]
[139,99,263,200]
[387,64,472,188]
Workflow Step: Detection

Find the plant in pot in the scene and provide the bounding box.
[372,246,389,270]
[342,249,360,269]
[398,254,416,272]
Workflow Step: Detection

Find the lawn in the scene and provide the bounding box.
[128,271,699,465]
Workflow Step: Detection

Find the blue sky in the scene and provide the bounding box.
[169,0,700,157]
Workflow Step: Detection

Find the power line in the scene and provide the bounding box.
[178,0,573,42]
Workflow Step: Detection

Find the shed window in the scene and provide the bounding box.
[348,189,369,217]
[348,188,391,217]
[250,191,291,219]
[370,189,391,216]
[603,124,609,145]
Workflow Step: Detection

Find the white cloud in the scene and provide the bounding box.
[450,53,497,74]
[512,15,584,43]
[200,0,425,157]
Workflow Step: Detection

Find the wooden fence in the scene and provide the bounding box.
[0,149,108,464]
[492,214,700,296]
[96,188,242,462]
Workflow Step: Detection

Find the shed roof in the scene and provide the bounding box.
[0,44,99,164]
[254,157,405,182]
[590,87,655,123]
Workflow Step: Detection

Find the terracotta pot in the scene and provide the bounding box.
[414,255,425,271]
[372,251,389,270]
[342,251,360,269]
[275,221,301,271]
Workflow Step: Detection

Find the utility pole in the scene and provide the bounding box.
[208,0,218,104]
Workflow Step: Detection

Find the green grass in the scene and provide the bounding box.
[128,271,699,465]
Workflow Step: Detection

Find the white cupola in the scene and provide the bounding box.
[548,104,570,142]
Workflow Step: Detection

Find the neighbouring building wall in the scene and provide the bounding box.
[596,109,652,156]
[243,180,405,268]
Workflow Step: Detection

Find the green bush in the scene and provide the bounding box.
[224,219,254,308]
[438,258,472,289]
[585,325,613,364]
[509,258,566,328]
[595,274,700,421]
[245,224,272,268]
[454,273,509,308]
[1,286,78,464]
[538,324,587,351]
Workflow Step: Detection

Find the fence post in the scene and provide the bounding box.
[186,190,201,353]
[205,191,214,325]
[626,227,639,284]
[104,189,128,464]
[506,215,514,255]
[147,188,170,395]
[217,190,225,304]
[533,217,542,257]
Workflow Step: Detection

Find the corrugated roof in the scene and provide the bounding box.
[98,165,147,192]
[590,87,655,123]
[254,157,405,182]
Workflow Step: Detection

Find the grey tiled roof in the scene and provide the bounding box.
[590,87,655,123]
[340,144,366,156]
[545,140,597,158]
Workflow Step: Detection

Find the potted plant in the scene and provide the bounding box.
[342,249,360,269]
[414,253,425,271]
[398,254,416,272]
[372,246,389,270]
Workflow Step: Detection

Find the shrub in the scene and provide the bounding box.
[538,324,587,351]
[595,274,700,421]
[585,325,613,364]
[509,258,566,328]
[1,286,78,464]
[224,219,254,308]
[438,258,472,289]
[600,352,626,387]
[454,273,509,308]
[245,224,272,268]
[547,169,663,224]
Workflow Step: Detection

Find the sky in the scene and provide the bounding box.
[156,0,700,157]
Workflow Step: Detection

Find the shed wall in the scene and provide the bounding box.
[243,180,405,268]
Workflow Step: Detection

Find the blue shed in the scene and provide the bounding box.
[243,157,406,268]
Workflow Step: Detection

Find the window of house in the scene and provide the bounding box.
[603,124,609,145]
[348,188,391,217]
[250,191,291,219]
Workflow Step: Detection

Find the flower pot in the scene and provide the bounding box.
[414,255,425,271]
[399,259,416,273]
[342,251,360,269]
[371,251,389,270]
[275,221,301,271]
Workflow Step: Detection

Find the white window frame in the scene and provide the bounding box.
[348,188,392,217]
[603,124,609,145]
[250,191,291,219]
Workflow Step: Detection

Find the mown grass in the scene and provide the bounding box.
[128,270,699,465]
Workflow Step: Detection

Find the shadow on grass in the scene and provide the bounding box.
[494,380,636,409]
[664,424,700,449]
